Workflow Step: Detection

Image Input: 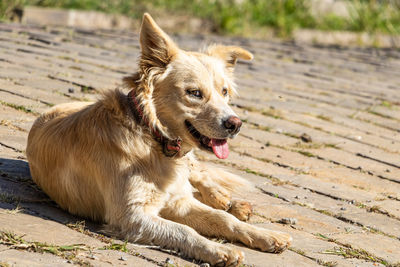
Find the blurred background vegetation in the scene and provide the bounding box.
[1,0,400,37]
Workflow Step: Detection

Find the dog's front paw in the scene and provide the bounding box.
[244,228,292,253]
[228,200,253,221]
[200,186,232,211]
[206,245,244,267]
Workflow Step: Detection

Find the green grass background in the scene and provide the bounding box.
[1,0,400,37]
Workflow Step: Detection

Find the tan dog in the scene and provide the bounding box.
[26,13,292,266]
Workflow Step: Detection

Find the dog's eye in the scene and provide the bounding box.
[186,89,202,99]
[222,87,228,97]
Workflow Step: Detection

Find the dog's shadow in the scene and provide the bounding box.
[0,157,198,262]
[0,157,252,265]
[0,157,102,234]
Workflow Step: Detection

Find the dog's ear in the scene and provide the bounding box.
[140,13,179,68]
[206,45,253,72]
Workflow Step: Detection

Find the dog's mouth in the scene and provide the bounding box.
[185,120,229,159]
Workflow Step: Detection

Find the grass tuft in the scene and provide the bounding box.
[298,150,316,158]
[0,101,38,115]
[317,114,332,122]
[321,246,388,265]
[0,230,91,266]
[380,100,393,108]
[0,204,23,215]
[101,241,129,253]
[0,192,20,204]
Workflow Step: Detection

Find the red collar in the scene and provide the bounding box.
[128,90,181,157]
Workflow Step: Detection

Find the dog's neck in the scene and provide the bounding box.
[127,90,182,157]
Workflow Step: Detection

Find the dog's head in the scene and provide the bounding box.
[126,13,253,159]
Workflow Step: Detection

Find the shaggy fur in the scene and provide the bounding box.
[26,13,292,266]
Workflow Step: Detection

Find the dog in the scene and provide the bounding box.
[26,13,292,266]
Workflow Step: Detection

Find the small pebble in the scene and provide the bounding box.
[119,256,127,261]
[68,88,75,93]
[88,254,98,260]
[300,133,312,143]
[340,207,347,211]
[294,195,300,199]
[200,263,211,267]
[277,217,297,225]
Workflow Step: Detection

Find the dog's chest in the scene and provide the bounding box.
[164,163,192,197]
[139,160,192,213]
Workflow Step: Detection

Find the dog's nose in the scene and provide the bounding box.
[224,116,242,135]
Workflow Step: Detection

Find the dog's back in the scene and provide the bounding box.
[26,92,134,222]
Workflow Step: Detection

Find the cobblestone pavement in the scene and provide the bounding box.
[0,22,400,267]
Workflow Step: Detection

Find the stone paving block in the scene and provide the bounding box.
[288,112,400,153]
[232,134,400,199]
[233,107,347,146]
[333,232,400,265]
[253,224,385,267]
[354,111,400,132]
[229,136,389,201]
[234,95,400,153]
[0,90,48,115]
[368,199,400,219]
[0,104,36,132]
[238,245,320,267]
[371,105,400,120]
[83,249,157,266]
[0,144,22,159]
[240,124,300,147]
[0,209,104,247]
[309,147,400,183]
[0,37,130,72]
[257,181,400,238]
[0,125,28,152]
[235,107,400,179]
[250,197,400,265]
[0,244,71,267]
[210,162,400,240]
[0,79,69,107]
[124,244,197,266]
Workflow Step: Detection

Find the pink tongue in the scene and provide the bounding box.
[211,139,229,159]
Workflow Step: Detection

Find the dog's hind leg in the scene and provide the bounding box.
[117,212,244,266]
[160,197,292,253]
